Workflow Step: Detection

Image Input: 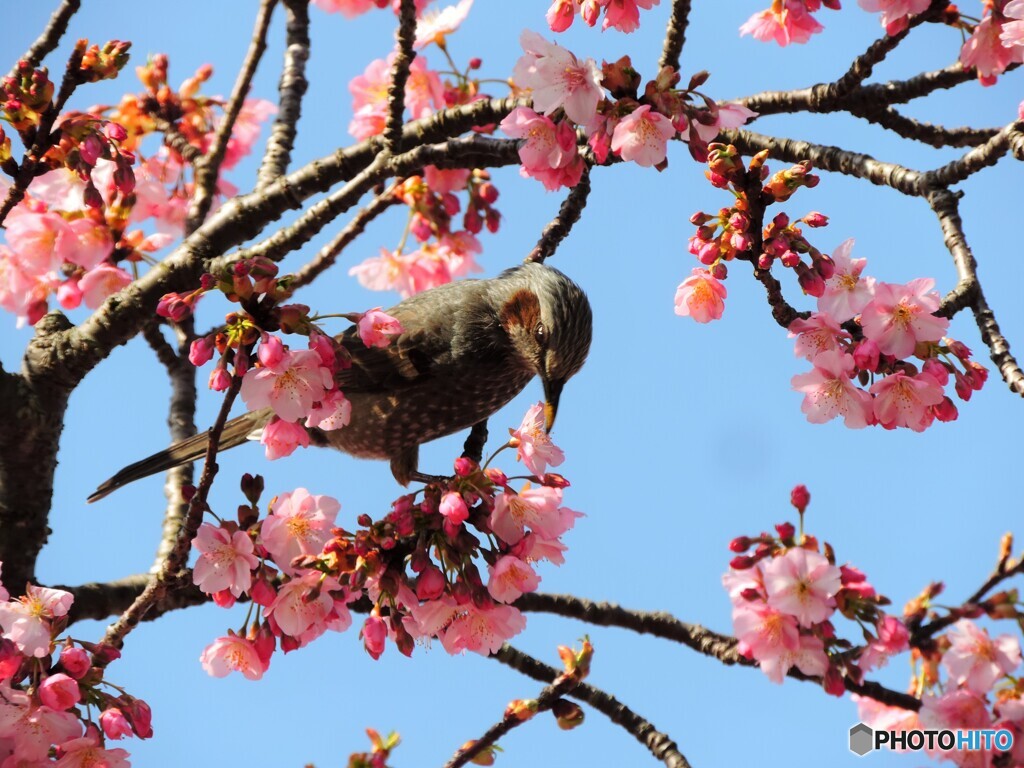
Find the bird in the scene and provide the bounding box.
[88,261,592,502]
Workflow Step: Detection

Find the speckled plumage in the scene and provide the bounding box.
[89,262,592,501]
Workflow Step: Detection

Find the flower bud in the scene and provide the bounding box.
[790,485,810,514]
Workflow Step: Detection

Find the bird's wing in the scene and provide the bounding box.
[332,299,456,393]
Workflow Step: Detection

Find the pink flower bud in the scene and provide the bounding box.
[947,339,972,361]
[797,270,825,298]
[933,397,958,422]
[100,707,133,740]
[780,250,800,268]
[468,57,482,70]
[250,578,277,607]
[710,262,728,280]
[123,698,153,739]
[57,279,83,310]
[728,536,750,553]
[208,366,232,392]
[257,334,284,368]
[729,555,755,570]
[188,337,215,367]
[815,254,835,280]
[757,253,773,270]
[104,121,128,142]
[790,485,810,514]
[775,521,795,540]
[921,358,949,386]
[823,666,846,697]
[416,566,446,601]
[38,673,81,711]
[484,468,508,486]
[79,134,103,165]
[439,491,469,525]
[853,339,880,373]
[59,646,91,679]
[212,589,236,608]
[542,473,570,488]
[362,614,387,660]
[454,457,477,476]
[803,211,829,228]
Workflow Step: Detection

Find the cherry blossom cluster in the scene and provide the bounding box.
[741,1,1024,85]
[856,582,1024,767]
[194,402,580,680]
[0,567,152,766]
[0,52,276,327]
[675,144,987,432]
[545,0,661,34]
[789,241,986,432]
[675,144,822,323]
[501,33,757,189]
[724,485,910,692]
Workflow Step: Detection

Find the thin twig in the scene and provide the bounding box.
[188,0,278,231]
[97,368,244,655]
[443,667,580,768]
[493,645,692,768]
[9,0,82,77]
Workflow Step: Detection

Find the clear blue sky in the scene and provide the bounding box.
[2,2,1022,766]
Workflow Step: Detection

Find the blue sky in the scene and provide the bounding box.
[2,1,1023,766]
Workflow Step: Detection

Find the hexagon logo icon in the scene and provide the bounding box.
[849,723,874,756]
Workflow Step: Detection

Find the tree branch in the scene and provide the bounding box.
[187,0,278,231]
[493,645,692,768]
[8,0,82,78]
[257,0,310,189]
[526,165,591,263]
[385,0,417,155]
[658,0,692,73]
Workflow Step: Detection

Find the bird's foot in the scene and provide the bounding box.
[410,471,450,485]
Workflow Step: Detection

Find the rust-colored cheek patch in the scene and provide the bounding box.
[500,289,541,332]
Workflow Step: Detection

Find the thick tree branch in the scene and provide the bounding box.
[257,0,310,189]
[526,165,591,263]
[62,573,209,624]
[658,0,692,73]
[516,593,921,711]
[493,645,692,768]
[188,0,278,230]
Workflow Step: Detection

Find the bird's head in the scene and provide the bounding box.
[498,262,592,431]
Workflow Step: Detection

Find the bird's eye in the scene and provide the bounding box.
[534,322,546,346]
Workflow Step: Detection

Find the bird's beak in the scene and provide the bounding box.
[542,377,564,433]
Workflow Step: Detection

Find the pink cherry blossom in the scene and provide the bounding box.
[791,350,873,428]
[763,547,842,627]
[1002,0,1024,48]
[54,728,131,768]
[304,389,352,431]
[358,308,404,348]
[513,31,603,124]
[919,689,992,733]
[27,168,90,211]
[66,218,114,270]
[439,603,527,655]
[362,614,387,659]
[240,348,333,422]
[5,210,75,273]
[510,402,565,478]
[818,238,875,322]
[424,166,470,194]
[857,0,929,35]
[546,0,576,32]
[761,633,829,684]
[860,279,949,358]
[859,614,910,671]
[870,370,945,432]
[78,264,132,309]
[439,491,469,534]
[942,619,1021,694]
[602,0,659,33]
[349,247,418,295]
[961,14,1024,84]
[212,98,277,170]
[414,0,473,48]
[499,107,584,191]
[99,708,133,741]
[610,105,675,167]
[58,646,90,679]
[265,572,343,642]
[0,585,74,658]
[733,602,799,662]
[487,555,540,603]
[192,523,259,597]
[439,231,483,278]
[38,674,80,712]
[200,634,270,680]
[261,488,340,576]
[0,684,82,762]
[853,693,922,738]
[349,103,388,140]
[740,1,824,46]
[722,562,767,605]
[260,417,310,459]
[674,268,727,323]
[788,312,851,360]
[489,485,578,545]
[311,0,375,17]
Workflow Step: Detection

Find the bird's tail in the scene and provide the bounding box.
[88,409,271,503]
